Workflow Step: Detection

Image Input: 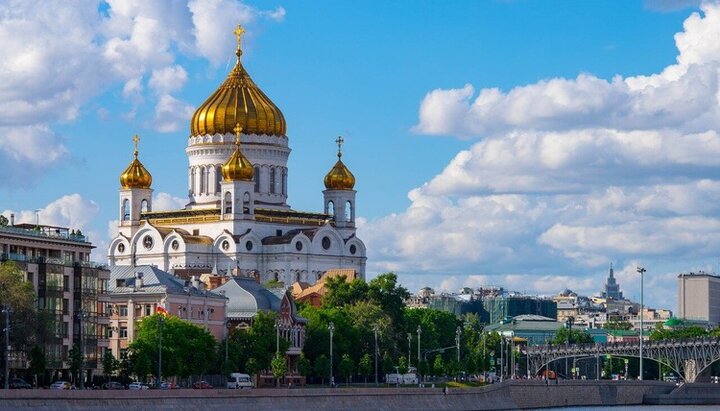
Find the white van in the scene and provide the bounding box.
[227,373,253,389]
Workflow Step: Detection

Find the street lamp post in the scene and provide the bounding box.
[328,322,335,387]
[274,320,280,355]
[416,326,422,385]
[637,266,646,380]
[158,315,164,387]
[225,319,230,363]
[407,333,412,369]
[455,326,461,367]
[373,324,379,385]
[2,305,10,390]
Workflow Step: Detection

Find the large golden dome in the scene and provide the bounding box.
[324,136,355,190]
[222,124,254,181]
[120,135,152,189]
[190,25,286,137]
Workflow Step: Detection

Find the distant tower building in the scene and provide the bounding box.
[602,263,623,300]
[678,271,720,327]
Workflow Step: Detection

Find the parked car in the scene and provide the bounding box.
[102,381,125,390]
[10,378,32,389]
[227,373,253,389]
[50,381,72,390]
[128,382,150,390]
[192,380,213,389]
[159,381,178,390]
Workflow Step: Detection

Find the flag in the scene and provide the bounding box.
[156,306,169,316]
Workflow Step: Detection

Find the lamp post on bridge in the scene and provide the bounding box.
[637,266,646,380]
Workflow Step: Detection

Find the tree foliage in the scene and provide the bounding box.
[271,353,287,384]
[552,327,593,345]
[128,314,217,380]
[226,311,290,374]
[358,353,372,383]
[102,351,120,381]
[314,354,329,384]
[603,321,633,330]
[339,353,354,383]
[649,325,709,341]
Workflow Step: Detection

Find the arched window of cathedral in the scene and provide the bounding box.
[254,166,260,192]
[190,167,196,194]
[274,272,279,281]
[270,167,276,194]
[122,199,130,221]
[224,192,232,214]
[216,166,222,193]
[282,168,287,195]
[199,167,206,194]
[345,200,352,222]
[243,192,250,214]
[141,199,149,213]
[327,201,335,218]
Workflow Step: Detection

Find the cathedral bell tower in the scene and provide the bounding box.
[118,135,153,238]
[323,136,356,229]
[220,124,255,220]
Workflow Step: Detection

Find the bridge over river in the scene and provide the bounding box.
[527,337,720,382]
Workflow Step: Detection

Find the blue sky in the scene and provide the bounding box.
[1,0,716,311]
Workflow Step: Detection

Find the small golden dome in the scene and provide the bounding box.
[324,136,355,190]
[190,25,286,137]
[222,124,254,181]
[120,135,152,189]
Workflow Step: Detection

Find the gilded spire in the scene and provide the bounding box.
[324,136,355,190]
[233,24,245,63]
[221,123,254,181]
[120,134,152,189]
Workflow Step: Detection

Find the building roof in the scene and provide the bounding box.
[109,265,225,299]
[211,276,282,319]
[485,315,563,333]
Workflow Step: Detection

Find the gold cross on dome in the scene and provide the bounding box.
[233,24,246,45]
[233,123,243,145]
[132,134,140,157]
[335,135,344,156]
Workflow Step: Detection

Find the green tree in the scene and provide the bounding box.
[433,354,445,377]
[552,327,593,345]
[28,346,46,387]
[0,215,8,226]
[102,351,120,382]
[603,321,633,330]
[398,355,408,374]
[227,311,289,374]
[382,352,394,376]
[245,357,260,387]
[271,353,287,387]
[339,353,354,384]
[297,354,312,378]
[650,325,707,341]
[129,314,217,380]
[314,354,330,385]
[358,353,372,384]
[68,344,83,384]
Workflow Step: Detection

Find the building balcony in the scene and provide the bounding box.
[0,224,90,244]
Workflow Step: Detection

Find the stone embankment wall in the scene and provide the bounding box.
[0,380,676,410]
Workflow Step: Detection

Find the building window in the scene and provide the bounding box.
[141,199,149,213]
[245,241,253,251]
[282,168,287,195]
[254,166,260,192]
[122,199,130,221]
[27,272,34,283]
[322,236,331,250]
[345,200,352,222]
[143,235,153,250]
[118,243,125,253]
[327,201,335,218]
[295,242,303,251]
[119,327,128,338]
[119,306,128,317]
[63,275,70,291]
[171,240,179,251]
[350,244,357,255]
[270,167,276,194]
[199,166,206,194]
[216,166,222,193]
[222,240,230,251]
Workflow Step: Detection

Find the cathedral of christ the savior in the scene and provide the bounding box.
[108,26,366,285]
